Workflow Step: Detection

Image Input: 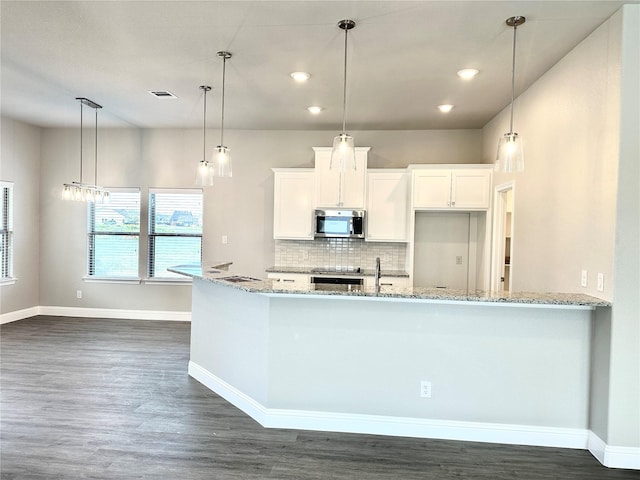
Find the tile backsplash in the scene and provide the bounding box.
[275,239,407,271]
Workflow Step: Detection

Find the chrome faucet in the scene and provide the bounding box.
[375,257,381,290]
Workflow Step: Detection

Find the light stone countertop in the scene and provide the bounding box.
[169,265,611,308]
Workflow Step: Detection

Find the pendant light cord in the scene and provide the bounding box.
[509,22,518,134]
[203,88,207,161]
[79,101,83,184]
[341,25,348,135]
[220,55,227,147]
[94,108,98,186]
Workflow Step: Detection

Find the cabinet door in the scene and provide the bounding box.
[273,171,314,239]
[314,148,367,208]
[450,170,491,210]
[314,151,342,207]
[412,170,452,209]
[340,151,367,208]
[366,172,408,242]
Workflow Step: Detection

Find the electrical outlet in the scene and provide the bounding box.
[302,250,309,261]
[597,273,604,292]
[222,235,228,244]
[76,290,82,299]
[581,270,588,288]
[456,256,463,265]
[420,381,432,398]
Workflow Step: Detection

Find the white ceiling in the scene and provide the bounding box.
[1,1,635,130]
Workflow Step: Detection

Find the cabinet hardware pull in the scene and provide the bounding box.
[282,279,295,282]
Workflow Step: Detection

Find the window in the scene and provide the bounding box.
[148,189,203,279]
[87,189,140,279]
[1,181,14,281]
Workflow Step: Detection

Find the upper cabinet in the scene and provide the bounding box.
[366,170,409,242]
[273,169,315,240]
[313,147,369,209]
[411,166,492,210]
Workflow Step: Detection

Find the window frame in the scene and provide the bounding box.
[147,188,203,282]
[1,181,15,284]
[85,187,141,283]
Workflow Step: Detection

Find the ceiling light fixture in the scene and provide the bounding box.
[457,68,479,80]
[195,85,214,186]
[496,16,526,173]
[62,97,109,203]
[438,104,454,113]
[290,71,311,82]
[213,51,233,177]
[330,19,357,171]
[307,106,323,114]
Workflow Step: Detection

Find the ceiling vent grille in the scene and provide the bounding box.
[147,90,177,99]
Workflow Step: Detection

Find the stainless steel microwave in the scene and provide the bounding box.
[314,209,365,239]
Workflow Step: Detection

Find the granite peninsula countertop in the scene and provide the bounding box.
[169,265,611,308]
[265,265,410,277]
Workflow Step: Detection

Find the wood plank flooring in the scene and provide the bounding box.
[1,316,638,480]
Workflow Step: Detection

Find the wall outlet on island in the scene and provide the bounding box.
[420,380,432,398]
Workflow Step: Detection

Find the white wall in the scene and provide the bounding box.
[29,127,481,312]
[0,118,41,314]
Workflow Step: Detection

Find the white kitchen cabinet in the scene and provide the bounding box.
[364,276,411,288]
[313,147,369,209]
[272,169,314,240]
[267,273,310,286]
[366,170,409,242]
[412,166,492,210]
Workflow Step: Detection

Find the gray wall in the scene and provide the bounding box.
[0,118,41,314]
[483,6,639,449]
[33,127,481,311]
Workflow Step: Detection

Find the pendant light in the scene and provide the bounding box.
[195,85,214,186]
[330,19,356,171]
[496,16,526,173]
[213,51,232,177]
[62,97,109,203]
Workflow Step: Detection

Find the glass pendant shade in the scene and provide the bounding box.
[213,145,232,177]
[330,133,356,171]
[196,159,214,186]
[495,132,524,172]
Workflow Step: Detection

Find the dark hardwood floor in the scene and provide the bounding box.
[1,316,638,480]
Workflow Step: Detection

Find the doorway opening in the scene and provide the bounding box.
[491,183,515,292]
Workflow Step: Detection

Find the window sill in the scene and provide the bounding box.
[143,277,192,286]
[0,278,17,286]
[83,277,142,285]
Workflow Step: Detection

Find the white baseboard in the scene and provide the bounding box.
[1,306,190,323]
[588,431,640,470]
[188,361,589,450]
[0,306,40,324]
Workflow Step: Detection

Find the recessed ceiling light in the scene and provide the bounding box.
[147,90,178,99]
[290,71,311,82]
[307,106,323,114]
[437,104,454,113]
[457,68,479,80]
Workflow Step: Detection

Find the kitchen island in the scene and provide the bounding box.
[171,265,610,452]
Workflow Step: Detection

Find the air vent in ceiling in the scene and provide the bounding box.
[147,90,177,99]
